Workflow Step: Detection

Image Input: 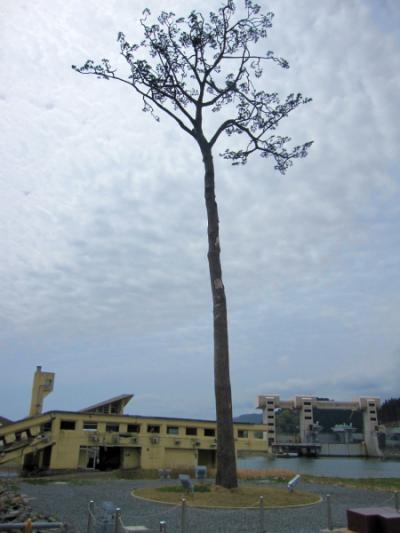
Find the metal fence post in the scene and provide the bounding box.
[160,520,167,532]
[395,491,399,512]
[181,498,187,533]
[87,500,95,533]
[259,495,265,533]
[114,508,121,533]
[326,494,333,531]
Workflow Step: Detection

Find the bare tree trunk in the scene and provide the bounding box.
[200,141,238,489]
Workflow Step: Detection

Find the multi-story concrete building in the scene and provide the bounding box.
[257,394,383,457]
[0,368,266,472]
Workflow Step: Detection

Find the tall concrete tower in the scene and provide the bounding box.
[29,366,55,417]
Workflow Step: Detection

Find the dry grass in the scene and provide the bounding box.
[237,468,296,481]
[207,468,295,482]
[302,475,400,492]
[133,484,320,508]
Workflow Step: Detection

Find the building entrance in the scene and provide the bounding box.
[97,446,121,470]
[198,449,216,468]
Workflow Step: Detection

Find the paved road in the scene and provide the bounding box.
[18,478,396,532]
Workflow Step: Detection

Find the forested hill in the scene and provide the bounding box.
[379,398,400,424]
[234,413,262,424]
[234,411,364,432]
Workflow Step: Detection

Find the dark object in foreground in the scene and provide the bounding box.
[347,506,400,533]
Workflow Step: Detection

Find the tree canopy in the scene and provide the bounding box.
[73,0,312,170]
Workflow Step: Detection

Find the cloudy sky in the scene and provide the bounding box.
[1,0,399,422]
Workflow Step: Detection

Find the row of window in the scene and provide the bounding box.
[368,401,377,422]
[59,420,264,439]
[60,421,213,435]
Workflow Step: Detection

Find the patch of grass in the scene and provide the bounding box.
[23,478,53,485]
[237,468,296,482]
[133,484,320,508]
[158,484,211,493]
[116,468,160,480]
[303,475,400,492]
[22,471,118,485]
[117,468,195,480]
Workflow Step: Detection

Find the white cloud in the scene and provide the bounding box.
[0,0,399,420]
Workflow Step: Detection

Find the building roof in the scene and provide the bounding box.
[1,410,266,428]
[0,416,12,427]
[79,394,134,413]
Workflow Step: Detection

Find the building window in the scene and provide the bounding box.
[370,417,377,421]
[305,416,312,420]
[60,420,76,430]
[41,421,52,432]
[186,427,197,436]
[254,431,264,439]
[238,430,248,438]
[83,422,98,431]
[167,426,179,435]
[204,428,215,437]
[147,425,160,434]
[106,424,119,433]
[127,424,140,433]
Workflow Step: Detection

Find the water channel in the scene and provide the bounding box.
[238,455,400,478]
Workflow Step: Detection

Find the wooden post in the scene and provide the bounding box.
[24,518,33,533]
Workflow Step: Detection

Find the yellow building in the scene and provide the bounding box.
[0,368,266,472]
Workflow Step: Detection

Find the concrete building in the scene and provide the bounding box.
[257,394,383,457]
[0,368,266,472]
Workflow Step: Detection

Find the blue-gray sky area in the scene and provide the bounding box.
[1,0,399,421]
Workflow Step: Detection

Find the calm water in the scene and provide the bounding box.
[1,458,399,479]
[238,455,400,478]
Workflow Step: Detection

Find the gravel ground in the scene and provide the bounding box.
[17,477,397,533]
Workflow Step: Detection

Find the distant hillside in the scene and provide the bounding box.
[379,398,400,424]
[234,413,262,423]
